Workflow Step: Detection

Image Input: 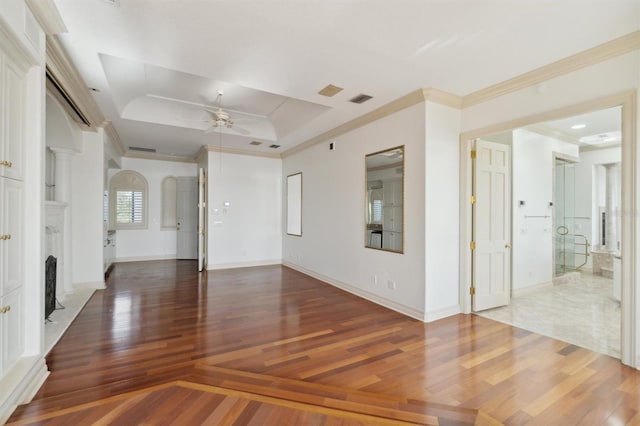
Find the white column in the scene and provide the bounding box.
[51,148,74,299]
[604,163,618,253]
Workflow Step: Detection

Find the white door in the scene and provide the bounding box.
[176,176,198,260]
[197,168,206,271]
[472,139,512,311]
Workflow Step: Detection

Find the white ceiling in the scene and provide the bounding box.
[52,0,639,158]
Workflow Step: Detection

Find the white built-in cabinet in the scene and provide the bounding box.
[382,179,403,251]
[0,43,26,380]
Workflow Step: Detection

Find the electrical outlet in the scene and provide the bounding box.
[387,280,396,290]
[372,275,378,285]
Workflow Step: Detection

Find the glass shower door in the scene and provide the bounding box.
[555,159,576,275]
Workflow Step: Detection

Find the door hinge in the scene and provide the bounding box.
[470,241,476,250]
[470,287,476,295]
[470,150,477,159]
[470,195,476,204]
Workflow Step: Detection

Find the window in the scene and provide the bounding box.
[110,170,148,230]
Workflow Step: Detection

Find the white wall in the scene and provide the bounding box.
[206,151,282,268]
[424,102,461,318]
[109,157,197,261]
[283,103,427,318]
[71,130,105,286]
[575,147,621,254]
[512,129,578,289]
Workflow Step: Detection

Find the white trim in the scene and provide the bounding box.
[73,280,106,290]
[462,31,640,107]
[283,261,424,321]
[424,305,461,323]
[0,356,49,424]
[25,0,67,35]
[115,254,176,263]
[512,281,554,298]
[207,259,282,270]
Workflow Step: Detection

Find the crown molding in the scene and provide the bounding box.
[422,88,464,109]
[25,0,67,35]
[523,124,581,145]
[201,145,282,159]
[104,122,126,156]
[282,87,463,158]
[462,31,640,107]
[123,150,196,163]
[46,35,105,129]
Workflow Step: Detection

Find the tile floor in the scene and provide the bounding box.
[478,271,621,358]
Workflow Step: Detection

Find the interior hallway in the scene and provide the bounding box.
[478,272,621,359]
[9,261,640,425]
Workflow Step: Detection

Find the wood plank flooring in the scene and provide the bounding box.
[8,260,640,425]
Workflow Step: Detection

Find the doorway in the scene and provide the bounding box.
[459,94,636,367]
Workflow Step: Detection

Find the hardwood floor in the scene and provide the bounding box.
[8,260,640,425]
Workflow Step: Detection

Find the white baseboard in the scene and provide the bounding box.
[512,281,553,298]
[425,304,461,322]
[282,261,425,322]
[115,254,177,263]
[207,259,282,270]
[73,280,106,290]
[0,356,49,424]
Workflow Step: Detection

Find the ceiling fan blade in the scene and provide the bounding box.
[203,109,222,120]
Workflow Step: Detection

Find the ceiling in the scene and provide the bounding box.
[52,0,638,159]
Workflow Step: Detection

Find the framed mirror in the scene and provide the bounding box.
[287,172,302,236]
[365,146,404,253]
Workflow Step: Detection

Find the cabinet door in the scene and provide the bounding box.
[1,178,23,295]
[1,54,25,180]
[1,287,23,378]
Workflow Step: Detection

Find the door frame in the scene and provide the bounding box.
[459,90,637,368]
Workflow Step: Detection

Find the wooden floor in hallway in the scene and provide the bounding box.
[7,260,640,425]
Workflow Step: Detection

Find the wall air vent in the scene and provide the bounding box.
[45,67,91,127]
[349,94,373,104]
[129,146,157,153]
[249,141,263,146]
[269,144,281,149]
[318,84,343,97]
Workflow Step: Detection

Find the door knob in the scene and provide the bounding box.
[505,243,512,248]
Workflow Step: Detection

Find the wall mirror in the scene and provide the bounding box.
[287,172,302,236]
[365,146,404,253]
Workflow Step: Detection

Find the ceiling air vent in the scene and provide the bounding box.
[129,146,156,153]
[318,84,343,97]
[269,144,281,149]
[249,141,263,146]
[349,94,373,104]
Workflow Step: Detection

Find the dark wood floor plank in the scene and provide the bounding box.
[8,260,640,425]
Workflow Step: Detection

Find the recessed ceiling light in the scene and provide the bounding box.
[249,141,262,146]
[571,124,586,130]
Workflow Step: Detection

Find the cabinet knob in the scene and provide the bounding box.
[0,234,11,240]
[0,305,9,314]
[0,160,12,167]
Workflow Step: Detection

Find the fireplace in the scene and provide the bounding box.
[45,255,57,319]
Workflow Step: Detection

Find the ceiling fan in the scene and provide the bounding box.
[203,90,250,135]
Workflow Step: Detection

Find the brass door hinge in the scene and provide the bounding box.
[470,195,476,204]
[470,287,476,295]
[470,241,476,250]
[470,150,477,159]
